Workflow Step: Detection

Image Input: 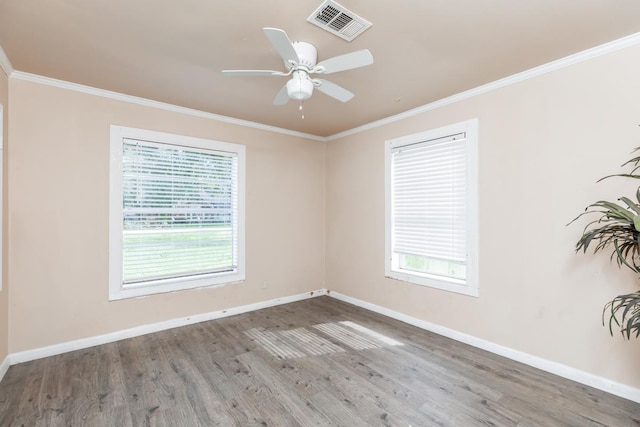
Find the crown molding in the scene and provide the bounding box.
[325,31,640,141]
[10,71,325,142]
[0,45,13,77]
[7,31,640,143]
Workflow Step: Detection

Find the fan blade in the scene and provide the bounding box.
[222,70,287,77]
[273,84,290,105]
[263,28,300,66]
[316,49,373,74]
[316,79,354,102]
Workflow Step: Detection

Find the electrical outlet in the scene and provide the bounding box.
[261,281,268,289]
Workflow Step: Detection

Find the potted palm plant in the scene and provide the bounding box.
[571,149,640,339]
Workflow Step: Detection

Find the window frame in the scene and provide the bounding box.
[385,118,479,297]
[109,125,245,300]
[0,105,3,292]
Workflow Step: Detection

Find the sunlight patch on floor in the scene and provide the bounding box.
[280,328,345,356]
[244,328,306,359]
[244,321,403,359]
[313,323,381,350]
[339,321,403,346]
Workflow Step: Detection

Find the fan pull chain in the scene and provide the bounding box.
[299,101,304,119]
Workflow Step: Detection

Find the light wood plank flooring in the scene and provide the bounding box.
[0,296,639,426]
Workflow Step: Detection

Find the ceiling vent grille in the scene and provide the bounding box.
[307,0,372,42]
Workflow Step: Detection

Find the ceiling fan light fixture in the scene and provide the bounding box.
[223,27,373,106]
[287,72,314,101]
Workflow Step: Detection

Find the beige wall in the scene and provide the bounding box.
[7,79,325,352]
[326,44,640,388]
[0,66,7,362]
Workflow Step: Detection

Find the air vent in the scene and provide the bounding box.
[307,0,372,42]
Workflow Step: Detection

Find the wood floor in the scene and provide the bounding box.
[0,297,639,426]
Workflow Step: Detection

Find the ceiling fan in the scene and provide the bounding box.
[222,27,373,106]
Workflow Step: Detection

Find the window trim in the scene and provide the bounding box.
[385,118,479,297]
[109,125,245,300]
[0,105,3,292]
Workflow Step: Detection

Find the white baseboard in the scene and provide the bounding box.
[10,289,327,365]
[327,290,640,404]
[0,354,9,383]
[5,287,640,404]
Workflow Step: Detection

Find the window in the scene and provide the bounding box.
[109,125,245,300]
[385,119,478,296]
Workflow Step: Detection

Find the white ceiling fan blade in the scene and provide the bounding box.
[263,27,300,66]
[315,49,373,74]
[222,70,287,77]
[273,84,290,105]
[316,79,354,102]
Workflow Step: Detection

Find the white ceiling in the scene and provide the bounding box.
[1,1,640,137]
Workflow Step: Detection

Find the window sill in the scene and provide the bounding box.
[109,271,245,301]
[385,269,478,297]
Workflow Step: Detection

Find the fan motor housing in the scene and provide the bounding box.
[290,42,318,69]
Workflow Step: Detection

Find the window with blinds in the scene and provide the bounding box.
[385,119,478,296]
[109,126,245,300]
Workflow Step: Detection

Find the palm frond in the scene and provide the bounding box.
[571,147,640,338]
[603,292,640,339]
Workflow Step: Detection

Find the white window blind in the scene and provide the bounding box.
[386,119,478,297]
[391,133,467,280]
[121,139,239,286]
